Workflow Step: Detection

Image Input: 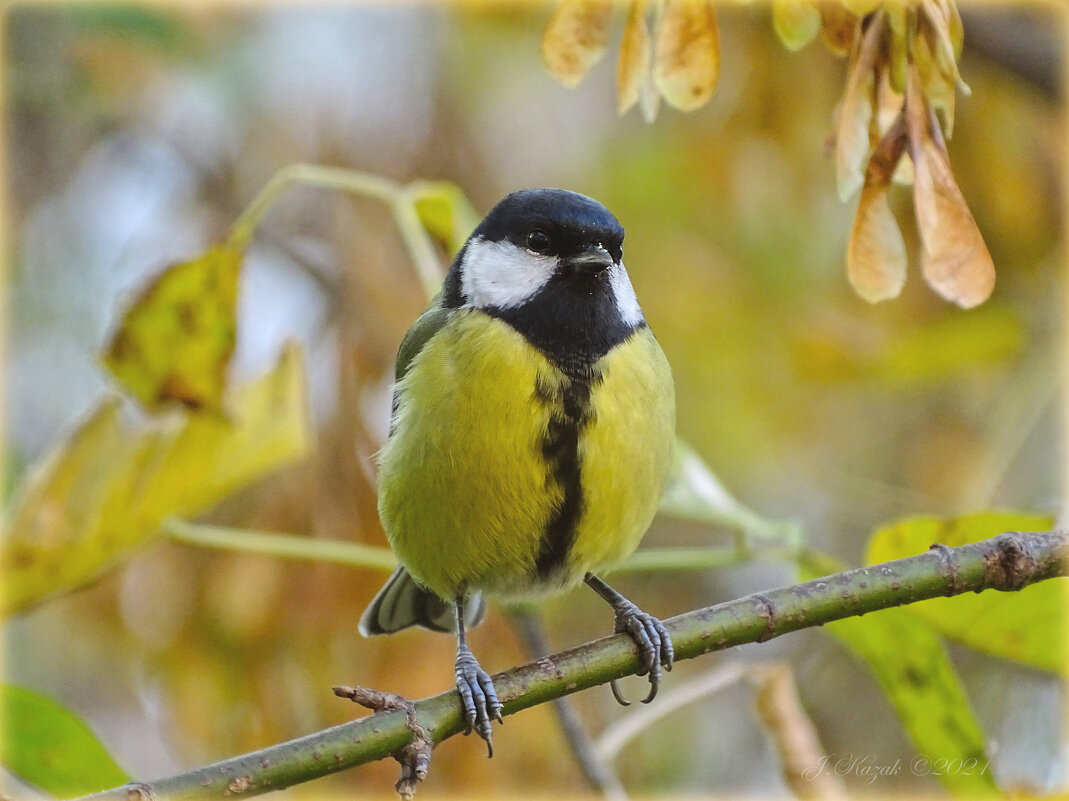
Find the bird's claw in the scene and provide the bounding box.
[455,644,503,757]
[612,603,674,705]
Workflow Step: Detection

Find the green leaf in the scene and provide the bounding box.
[1,684,129,797]
[866,512,1063,674]
[822,608,999,796]
[1,344,311,616]
[659,440,802,547]
[103,241,244,412]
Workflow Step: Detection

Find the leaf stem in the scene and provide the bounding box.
[161,519,799,576]
[611,545,798,574]
[161,519,397,572]
[227,164,444,300]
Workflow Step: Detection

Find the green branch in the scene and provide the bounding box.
[80,529,1067,801]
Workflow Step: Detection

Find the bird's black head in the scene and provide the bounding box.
[442,188,644,374]
[473,188,624,266]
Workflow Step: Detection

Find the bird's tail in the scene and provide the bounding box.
[359,566,486,636]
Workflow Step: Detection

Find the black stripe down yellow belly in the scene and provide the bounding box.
[376,310,675,603]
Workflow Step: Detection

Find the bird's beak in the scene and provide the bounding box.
[564,244,614,275]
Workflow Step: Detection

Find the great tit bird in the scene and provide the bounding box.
[359,188,675,755]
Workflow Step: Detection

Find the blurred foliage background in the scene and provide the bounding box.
[3,2,1065,797]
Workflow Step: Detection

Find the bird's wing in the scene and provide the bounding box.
[394,296,453,381]
[387,299,454,435]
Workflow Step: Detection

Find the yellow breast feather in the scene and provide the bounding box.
[377,310,563,600]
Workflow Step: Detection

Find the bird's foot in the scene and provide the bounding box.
[609,599,674,705]
[333,686,432,799]
[455,644,503,757]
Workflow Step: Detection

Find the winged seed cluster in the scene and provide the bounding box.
[543,0,994,308]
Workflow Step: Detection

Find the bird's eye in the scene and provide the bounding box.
[526,229,551,254]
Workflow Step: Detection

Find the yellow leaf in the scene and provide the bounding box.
[1,345,311,617]
[907,67,995,308]
[617,0,652,116]
[840,0,883,16]
[102,241,243,412]
[410,180,480,256]
[652,0,720,112]
[541,0,614,89]
[866,512,1063,675]
[834,12,884,201]
[773,0,821,52]
[817,2,858,56]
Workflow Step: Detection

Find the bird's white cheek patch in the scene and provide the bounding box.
[461,237,556,310]
[610,263,645,328]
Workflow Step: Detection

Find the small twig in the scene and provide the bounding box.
[609,545,798,574]
[752,664,847,800]
[76,529,1067,800]
[595,660,750,763]
[333,687,432,800]
[509,608,628,801]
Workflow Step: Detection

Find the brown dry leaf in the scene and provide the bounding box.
[847,120,909,303]
[849,182,907,303]
[617,0,652,115]
[773,0,821,52]
[652,0,721,112]
[914,137,996,307]
[542,0,614,89]
[818,2,858,56]
[834,13,884,201]
[907,69,995,308]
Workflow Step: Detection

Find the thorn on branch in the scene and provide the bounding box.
[333,686,433,799]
